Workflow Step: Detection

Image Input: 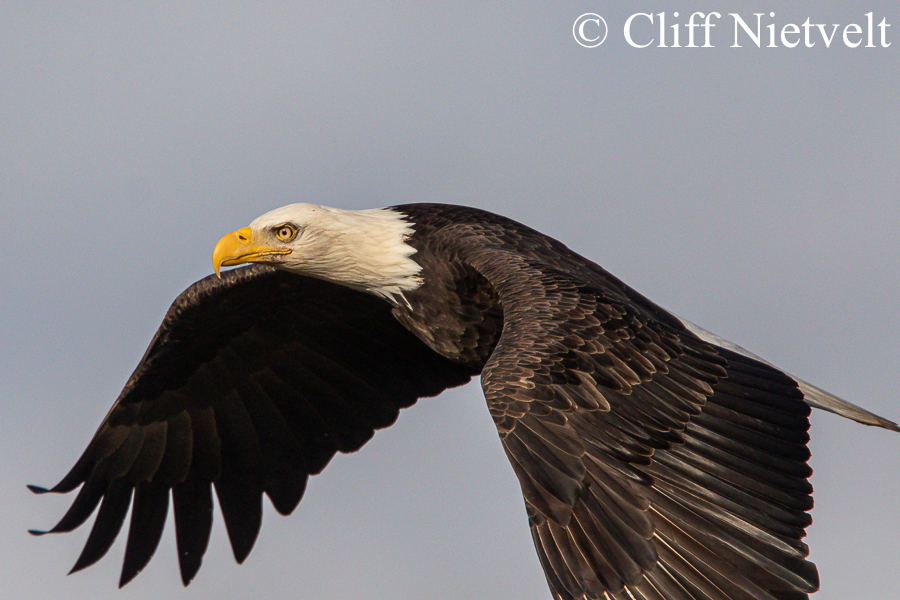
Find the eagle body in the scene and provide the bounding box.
[394,204,674,369]
[31,203,897,600]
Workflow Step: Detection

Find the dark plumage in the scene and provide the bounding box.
[31,203,897,599]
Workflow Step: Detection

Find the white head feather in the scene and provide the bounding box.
[250,203,423,303]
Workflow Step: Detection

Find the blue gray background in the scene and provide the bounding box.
[3,3,898,599]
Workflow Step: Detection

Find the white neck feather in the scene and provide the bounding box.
[250,204,422,303]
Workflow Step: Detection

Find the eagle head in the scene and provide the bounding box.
[213,203,423,302]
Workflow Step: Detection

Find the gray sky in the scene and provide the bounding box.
[3,2,898,599]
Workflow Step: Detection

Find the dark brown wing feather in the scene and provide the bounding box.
[30,264,474,587]
[469,246,819,600]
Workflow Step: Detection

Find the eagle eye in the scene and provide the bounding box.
[274,224,298,242]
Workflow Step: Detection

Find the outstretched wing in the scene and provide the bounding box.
[30,264,474,587]
[474,250,820,600]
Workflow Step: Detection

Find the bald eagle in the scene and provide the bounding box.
[31,203,897,599]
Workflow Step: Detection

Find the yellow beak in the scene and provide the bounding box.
[212,226,292,277]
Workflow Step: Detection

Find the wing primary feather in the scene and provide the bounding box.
[721,367,803,399]
[536,522,589,599]
[549,519,608,597]
[576,490,654,587]
[706,392,810,437]
[665,443,813,511]
[650,486,818,594]
[682,423,813,486]
[643,564,700,600]
[650,452,812,531]
[37,426,132,495]
[119,482,170,587]
[647,458,810,540]
[240,380,309,516]
[213,479,263,564]
[652,473,810,559]
[69,478,134,574]
[566,513,625,592]
[689,409,811,465]
[713,381,808,416]
[650,529,741,600]
[171,480,213,586]
[211,388,265,564]
[657,485,817,591]
[700,393,809,447]
[530,523,577,600]
[30,477,108,535]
